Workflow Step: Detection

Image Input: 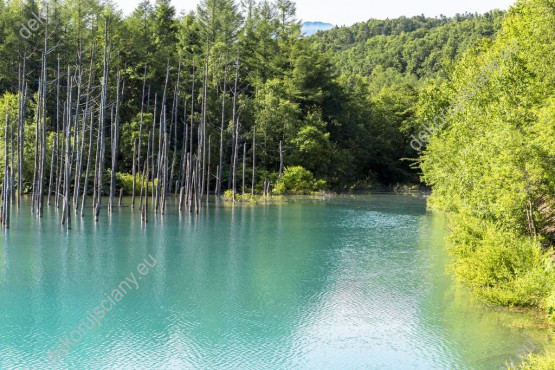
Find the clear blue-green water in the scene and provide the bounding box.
[0,194,553,369]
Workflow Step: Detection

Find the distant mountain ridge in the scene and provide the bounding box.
[302,21,335,36]
[310,12,505,78]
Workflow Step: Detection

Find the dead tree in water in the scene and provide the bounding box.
[37,7,50,218]
[10,104,14,206]
[230,58,240,201]
[278,140,283,181]
[242,142,246,196]
[155,64,170,214]
[168,61,181,196]
[206,135,211,198]
[217,63,227,196]
[131,138,137,209]
[80,110,94,217]
[251,127,256,195]
[73,47,95,211]
[109,70,122,213]
[94,19,110,222]
[231,120,239,201]
[228,58,240,191]
[133,66,148,210]
[2,113,11,228]
[54,56,62,209]
[177,96,188,196]
[61,66,74,229]
[142,130,152,223]
[17,61,27,208]
[150,94,157,212]
[31,76,41,215]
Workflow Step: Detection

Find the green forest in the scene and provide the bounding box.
[1,0,555,367]
[0,0,507,200]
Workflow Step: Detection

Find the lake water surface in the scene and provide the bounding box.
[0,194,552,369]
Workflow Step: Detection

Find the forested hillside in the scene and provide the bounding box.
[312,11,505,79]
[0,0,510,221]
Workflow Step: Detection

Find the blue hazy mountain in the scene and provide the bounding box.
[302,21,335,36]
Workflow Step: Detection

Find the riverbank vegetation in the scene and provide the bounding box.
[417,0,555,366]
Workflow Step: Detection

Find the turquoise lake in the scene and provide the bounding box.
[0,194,553,369]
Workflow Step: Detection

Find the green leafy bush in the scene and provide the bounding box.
[116,172,156,195]
[447,216,555,307]
[543,290,555,325]
[273,166,326,195]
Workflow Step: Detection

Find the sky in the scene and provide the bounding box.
[115,0,517,26]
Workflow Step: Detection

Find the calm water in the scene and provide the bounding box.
[0,194,552,369]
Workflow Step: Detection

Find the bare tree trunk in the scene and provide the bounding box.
[188,62,195,205]
[74,47,94,211]
[217,63,227,196]
[206,135,211,198]
[80,110,94,217]
[31,77,41,214]
[18,75,27,208]
[278,140,283,181]
[150,94,157,211]
[61,65,74,227]
[70,67,83,213]
[186,155,191,209]
[156,64,170,213]
[134,66,147,210]
[228,57,240,190]
[214,165,220,200]
[161,120,168,214]
[131,138,137,209]
[95,19,110,222]
[169,61,181,195]
[3,113,10,228]
[37,8,49,218]
[251,127,256,195]
[242,142,246,196]
[109,70,122,213]
[61,65,74,230]
[17,58,26,208]
[10,110,14,206]
[232,120,239,201]
[178,116,188,193]
[55,56,63,209]
[200,47,210,203]
[142,130,152,223]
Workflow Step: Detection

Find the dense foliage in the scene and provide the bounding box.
[310,12,505,185]
[418,2,555,366]
[0,1,507,195]
[312,11,505,79]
